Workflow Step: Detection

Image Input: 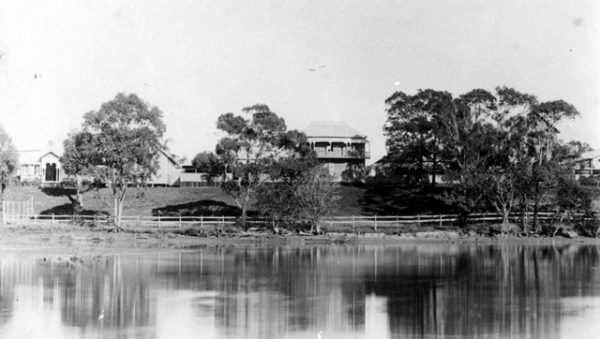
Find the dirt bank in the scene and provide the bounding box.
[0,224,598,257]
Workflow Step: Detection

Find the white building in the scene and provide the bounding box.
[16,147,182,187]
[574,150,600,180]
[302,121,370,182]
[147,149,182,186]
[15,149,63,185]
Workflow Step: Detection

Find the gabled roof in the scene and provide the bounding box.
[39,151,61,161]
[578,150,600,160]
[17,150,43,165]
[302,121,367,139]
[159,148,180,167]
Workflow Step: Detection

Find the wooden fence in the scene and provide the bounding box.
[1,211,593,232]
[1,198,35,223]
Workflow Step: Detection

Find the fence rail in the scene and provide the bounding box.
[1,211,594,232]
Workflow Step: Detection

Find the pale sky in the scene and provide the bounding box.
[0,0,598,164]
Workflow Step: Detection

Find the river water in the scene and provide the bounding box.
[0,242,598,338]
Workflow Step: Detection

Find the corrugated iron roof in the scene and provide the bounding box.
[17,150,43,164]
[579,150,600,160]
[302,121,367,138]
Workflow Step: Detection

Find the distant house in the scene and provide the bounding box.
[146,149,182,187]
[40,151,63,185]
[573,151,600,180]
[16,146,182,187]
[16,148,63,186]
[302,121,370,181]
[15,150,43,183]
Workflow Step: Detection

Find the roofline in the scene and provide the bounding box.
[38,151,60,161]
[158,148,180,167]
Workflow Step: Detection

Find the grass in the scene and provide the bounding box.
[3,185,369,217]
[7,184,597,219]
[4,186,240,217]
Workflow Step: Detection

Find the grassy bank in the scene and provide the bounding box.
[3,185,369,217]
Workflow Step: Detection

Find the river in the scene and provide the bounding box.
[0,242,598,338]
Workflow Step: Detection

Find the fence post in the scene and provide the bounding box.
[222,215,225,231]
[396,216,399,233]
[439,214,442,227]
[352,216,355,233]
[330,216,333,230]
[374,215,378,231]
[52,214,55,225]
[200,215,203,227]
[158,215,161,228]
[179,214,182,228]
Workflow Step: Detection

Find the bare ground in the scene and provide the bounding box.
[0,224,598,259]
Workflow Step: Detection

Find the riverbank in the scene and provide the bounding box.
[0,224,598,257]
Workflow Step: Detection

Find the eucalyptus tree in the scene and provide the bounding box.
[60,130,97,213]
[503,98,579,231]
[64,93,166,227]
[216,104,312,230]
[384,89,453,188]
[0,125,18,214]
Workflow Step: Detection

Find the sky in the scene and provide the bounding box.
[0,0,598,164]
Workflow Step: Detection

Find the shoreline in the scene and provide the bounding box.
[0,224,598,257]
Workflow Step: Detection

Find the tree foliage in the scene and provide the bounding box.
[0,124,18,207]
[295,166,338,234]
[215,104,313,230]
[191,151,223,182]
[384,86,582,232]
[63,93,166,226]
[384,89,452,188]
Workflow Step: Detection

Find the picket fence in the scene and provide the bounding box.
[0,211,592,232]
[1,198,35,223]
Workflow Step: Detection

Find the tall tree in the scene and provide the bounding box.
[295,166,338,234]
[255,156,318,233]
[60,131,98,214]
[0,125,18,222]
[507,101,579,231]
[68,93,166,227]
[216,104,311,230]
[384,89,453,188]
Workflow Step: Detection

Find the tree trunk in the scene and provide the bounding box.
[117,197,124,228]
[521,195,528,234]
[431,151,437,188]
[533,179,540,233]
[113,195,119,228]
[0,183,5,225]
[499,205,509,227]
[241,189,250,231]
[74,175,83,215]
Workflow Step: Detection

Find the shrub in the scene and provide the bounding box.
[573,213,600,237]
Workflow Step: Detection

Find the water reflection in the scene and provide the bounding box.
[0,243,598,338]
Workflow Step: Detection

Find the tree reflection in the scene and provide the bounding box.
[0,243,597,338]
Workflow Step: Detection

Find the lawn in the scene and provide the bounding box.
[3,185,368,217]
[3,184,599,218]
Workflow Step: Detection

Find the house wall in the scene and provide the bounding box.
[574,156,600,180]
[307,136,369,182]
[17,164,41,182]
[147,153,181,186]
[40,154,62,184]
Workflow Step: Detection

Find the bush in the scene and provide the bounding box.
[573,213,600,237]
[579,176,599,187]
